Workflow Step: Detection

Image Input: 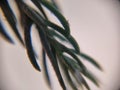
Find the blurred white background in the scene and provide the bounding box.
[0,0,120,90]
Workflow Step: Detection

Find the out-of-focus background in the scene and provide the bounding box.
[0,0,120,90]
